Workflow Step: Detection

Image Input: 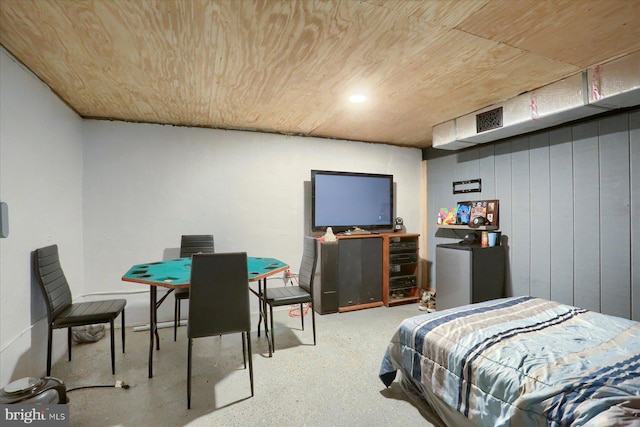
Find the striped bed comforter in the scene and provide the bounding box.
[379,296,640,426]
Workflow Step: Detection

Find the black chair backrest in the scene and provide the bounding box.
[188,253,249,338]
[297,236,318,294]
[34,244,72,322]
[180,235,215,258]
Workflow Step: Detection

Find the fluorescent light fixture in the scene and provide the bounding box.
[349,94,367,103]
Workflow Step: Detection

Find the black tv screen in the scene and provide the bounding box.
[311,170,393,233]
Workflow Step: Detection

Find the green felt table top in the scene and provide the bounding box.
[122,256,289,287]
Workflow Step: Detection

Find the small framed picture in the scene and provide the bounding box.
[456,202,471,224]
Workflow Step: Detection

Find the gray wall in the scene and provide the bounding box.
[425,108,639,321]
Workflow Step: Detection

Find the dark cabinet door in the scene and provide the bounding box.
[338,238,382,307]
[313,241,340,314]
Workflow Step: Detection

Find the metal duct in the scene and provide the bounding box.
[588,52,640,109]
[431,120,475,151]
[432,51,640,150]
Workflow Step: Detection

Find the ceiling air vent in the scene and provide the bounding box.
[476,107,503,133]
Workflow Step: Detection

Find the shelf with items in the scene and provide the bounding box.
[382,233,420,307]
[435,224,498,231]
[437,199,500,231]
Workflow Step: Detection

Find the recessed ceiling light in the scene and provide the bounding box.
[349,94,367,103]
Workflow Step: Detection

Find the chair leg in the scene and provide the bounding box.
[110,319,116,375]
[242,333,247,368]
[311,302,316,346]
[47,326,53,376]
[269,304,275,357]
[257,313,262,337]
[300,303,305,330]
[174,298,179,342]
[247,331,254,397]
[187,338,192,409]
[67,327,73,362]
[256,283,263,338]
[121,309,126,353]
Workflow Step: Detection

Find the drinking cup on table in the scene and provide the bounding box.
[481,232,488,247]
[488,232,498,247]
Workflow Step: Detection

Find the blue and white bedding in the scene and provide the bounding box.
[380,296,640,426]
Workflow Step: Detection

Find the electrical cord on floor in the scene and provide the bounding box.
[289,302,311,317]
[67,381,129,393]
[285,272,312,317]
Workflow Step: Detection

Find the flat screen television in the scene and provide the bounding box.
[311,170,394,233]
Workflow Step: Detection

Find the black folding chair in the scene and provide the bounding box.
[263,236,318,356]
[187,252,253,408]
[172,235,215,340]
[34,244,126,375]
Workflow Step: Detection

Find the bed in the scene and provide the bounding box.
[379,296,640,426]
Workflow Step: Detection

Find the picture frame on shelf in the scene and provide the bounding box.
[438,207,457,225]
[455,202,471,224]
[456,199,499,227]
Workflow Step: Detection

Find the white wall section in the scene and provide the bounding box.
[0,46,423,385]
[0,48,84,385]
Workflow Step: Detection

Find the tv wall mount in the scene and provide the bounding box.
[453,179,481,194]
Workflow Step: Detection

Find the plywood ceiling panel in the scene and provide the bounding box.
[1,0,638,148]
[457,0,640,68]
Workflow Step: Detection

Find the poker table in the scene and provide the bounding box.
[123,256,289,378]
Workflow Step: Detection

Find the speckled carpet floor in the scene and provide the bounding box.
[51,304,435,427]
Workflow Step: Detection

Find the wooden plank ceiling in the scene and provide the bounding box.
[1,0,639,148]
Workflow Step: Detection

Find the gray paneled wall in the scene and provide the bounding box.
[425,108,639,320]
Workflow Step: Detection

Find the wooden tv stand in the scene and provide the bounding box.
[313,233,420,314]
